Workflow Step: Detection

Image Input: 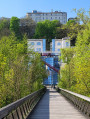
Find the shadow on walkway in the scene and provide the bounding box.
[27,89,49,119]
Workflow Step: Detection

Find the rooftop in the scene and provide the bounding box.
[27,10,67,14]
[28,39,43,41]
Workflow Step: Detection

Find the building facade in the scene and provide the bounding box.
[52,37,70,53]
[28,37,70,53]
[28,39,46,52]
[26,10,67,24]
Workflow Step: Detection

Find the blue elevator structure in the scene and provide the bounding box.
[42,39,60,85]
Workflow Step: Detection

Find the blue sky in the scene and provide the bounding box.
[0,0,90,19]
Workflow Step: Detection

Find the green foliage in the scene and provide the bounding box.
[34,20,60,40]
[55,25,68,39]
[0,18,10,39]
[10,17,20,38]
[34,20,61,50]
[66,20,76,27]
[55,20,85,46]
[61,48,75,64]
[67,22,85,46]
[0,20,9,30]
[73,8,90,24]
[20,17,36,38]
[56,8,90,46]
[0,34,47,107]
[58,22,90,97]
[27,53,47,92]
[0,17,36,40]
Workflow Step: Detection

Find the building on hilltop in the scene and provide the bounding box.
[26,10,67,24]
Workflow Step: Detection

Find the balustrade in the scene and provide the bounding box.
[57,88,90,117]
[0,87,46,119]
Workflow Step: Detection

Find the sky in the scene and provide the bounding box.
[0,0,90,20]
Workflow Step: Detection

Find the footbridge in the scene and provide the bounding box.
[0,87,90,119]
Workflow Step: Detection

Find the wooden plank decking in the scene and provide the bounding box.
[27,88,89,119]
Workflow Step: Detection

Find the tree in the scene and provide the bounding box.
[59,48,75,89]
[55,20,85,46]
[10,17,20,38]
[66,21,85,46]
[60,48,75,64]
[66,20,76,27]
[58,22,90,97]
[27,53,47,92]
[73,8,90,24]
[0,33,47,107]
[73,22,90,96]
[20,17,36,38]
[34,20,60,40]
[34,20,61,50]
[55,25,68,39]
[0,18,10,39]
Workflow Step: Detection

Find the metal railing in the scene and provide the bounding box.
[0,87,46,119]
[57,88,90,117]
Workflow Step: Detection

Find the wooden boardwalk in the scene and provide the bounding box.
[27,88,89,119]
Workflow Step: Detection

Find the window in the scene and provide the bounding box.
[36,14,40,16]
[66,42,69,46]
[57,42,61,45]
[31,42,34,45]
[36,48,38,51]
[57,49,60,51]
[36,48,41,51]
[37,42,41,45]
[51,17,52,19]
[39,48,41,51]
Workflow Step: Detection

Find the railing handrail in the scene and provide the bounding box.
[0,87,46,119]
[59,88,90,102]
[57,87,90,117]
